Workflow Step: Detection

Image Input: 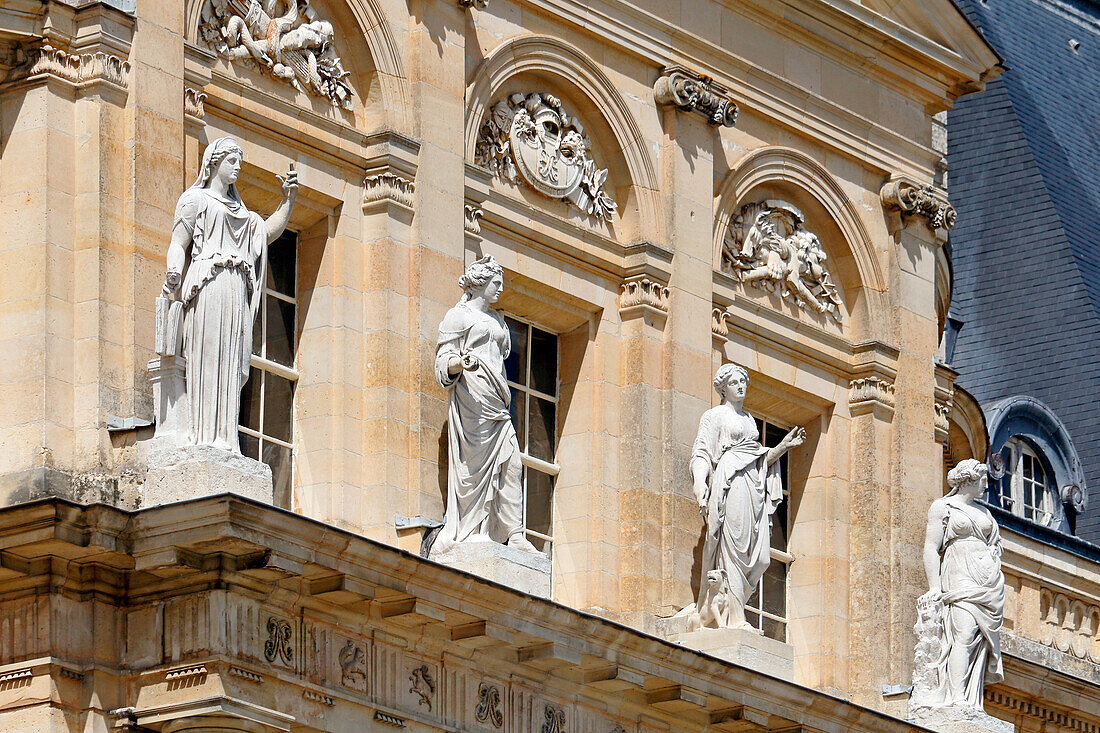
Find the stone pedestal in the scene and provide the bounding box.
[661,624,794,680]
[144,444,273,507]
[148,355,188,442]
[430,541,551,597]
[909,705,1014,733]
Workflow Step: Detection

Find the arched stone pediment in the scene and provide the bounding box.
[714,146,888,341]
[465,35,661,243]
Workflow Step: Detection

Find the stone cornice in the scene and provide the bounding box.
[654,65,738,127]
[5,43,129,92]
[0,496,932,733]
[881,178,957,235]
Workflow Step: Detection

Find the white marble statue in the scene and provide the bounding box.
[432,256,539,555]
[161,137,297,451]
[679,363,806,630]
[916,458,1005,712]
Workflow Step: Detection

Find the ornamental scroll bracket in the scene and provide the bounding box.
[880,178,956,237]
[721,200,844,323]
[197,0,354,111]
[474,92,618,222]
[654,65,738,127]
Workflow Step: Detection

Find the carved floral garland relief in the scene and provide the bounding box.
[722,200,843,323]
[198,0,354,110]
[474,92,618,222]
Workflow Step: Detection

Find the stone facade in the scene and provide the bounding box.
[4,0,1093,732]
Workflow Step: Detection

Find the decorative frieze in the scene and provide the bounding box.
[197,0,353,110]
[476,682,504,728]
[1039,587,1100,662]
[474,92,617,222]
[618,277,671,323]
[986,688,1100,733]
[303,689,336,706]
[338,638,367,691]
[184,87,207,120]
[263,616,294,666]
[228,666,264,684]
[363,172,416,212]
[849,376,896,418]
[722,201,843,323]
[654,66,738,127]
[464,204,484,235]
[542,704,567,733]
[164,664,207,682]
[8,45,130,90]
[409,665,435,710]
[375,711,407,727]
[880,180,956,232]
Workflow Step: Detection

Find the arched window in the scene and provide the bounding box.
[999,437,1056,525]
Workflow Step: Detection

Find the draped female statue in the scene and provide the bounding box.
[432,256,539,555]
[161,137,297,450]
[679,363,805,630]
[917,458,1005,711]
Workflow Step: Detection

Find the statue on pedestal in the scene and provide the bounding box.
[432,256,540,556]
[913,459,1005,715]
[678,363,805,631]
[156,137,297,450]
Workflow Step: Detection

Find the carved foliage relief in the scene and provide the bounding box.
[722,200,843,323]
[198,0,354,110]
[475,92,617,222]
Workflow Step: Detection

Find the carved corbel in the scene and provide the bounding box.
[881,178,956,237]
[5,44,130,94]
[934,399,951,444]
[712,306,732,345]
[848,375,896,420]
[618,276,671,325]
[654,66,738,127]
[184,88,207,122]
[363,171,416,214]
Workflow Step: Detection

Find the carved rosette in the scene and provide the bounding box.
[849,376,896,418]
[722,200,843,323]
[363,172,415,212]
[7,45,130,91]
[654,66,738,127]
[197,0,353,110]
[474,92,617,222]
[618,277,670,323]
[881,180,956,232]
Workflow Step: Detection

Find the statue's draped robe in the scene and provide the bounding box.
[175,186,267,450]
[694,407,783,611]
[434,303,523,548]
[933,500,1005,708]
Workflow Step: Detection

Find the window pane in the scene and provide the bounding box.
[762,617,786,643]
[263,372,295,443]
[745,608,761,630]
[526,468,554,539]
[267,231,297,297]
[264,442,293,509]
[252,303,263,357]
[771,496,789,553]
[509,389,527,452]
[529,327,557,396]
[239,432,260,460]
[239,368,262,432]
[528,396,556,462]
[764,421,786,449]
[762,560,787,619]
[747,582,761,612]
[504,316,527,386]
[265,294,296,367]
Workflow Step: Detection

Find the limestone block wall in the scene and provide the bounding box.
[0,0,1001,712]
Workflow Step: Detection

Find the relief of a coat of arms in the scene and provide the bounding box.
[198,0,354,111]
[474,92,617,223]
[722,201,844,323]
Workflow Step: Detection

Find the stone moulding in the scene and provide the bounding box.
[654,66,738,127]
[722,200,844,323]
[881,179,957,232]
[474,91,617,222]
[165,665,207,682]
[303,689,336,706]
[228,666,264,684]
[363,171,416,212]
[7,45,130,91]
[849,375,896,418]
[618,277,671,323]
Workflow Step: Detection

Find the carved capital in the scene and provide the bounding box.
[654,66,738,127]
[618,277,670,323]
[363,171,415,213]
[184,87,207,121]
[849,376,895,419]
[7,45,130,92]
[881,179,956,234]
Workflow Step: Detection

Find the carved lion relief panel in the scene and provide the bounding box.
[722,200,844,323]
[474,92,617,222]
[197,0,354,110]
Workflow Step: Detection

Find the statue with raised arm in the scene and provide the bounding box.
[160,137,297,451]
[431,256,540,556]
[676,363,805,631]
[913,459,1005,715]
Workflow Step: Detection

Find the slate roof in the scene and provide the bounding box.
[949,0,1100,539]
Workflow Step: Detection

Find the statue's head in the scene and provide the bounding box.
[196,137,245,192]
[713,363,749,402]
[947,458,988,496]
[459,255,504,305]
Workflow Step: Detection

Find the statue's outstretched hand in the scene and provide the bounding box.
[277,163,298,202]
[782,426,806,449]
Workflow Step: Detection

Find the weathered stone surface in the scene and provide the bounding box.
[910,704,1013,733]
[664,626,794,681]
[144,444,273,506]
[430,540,551,597]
